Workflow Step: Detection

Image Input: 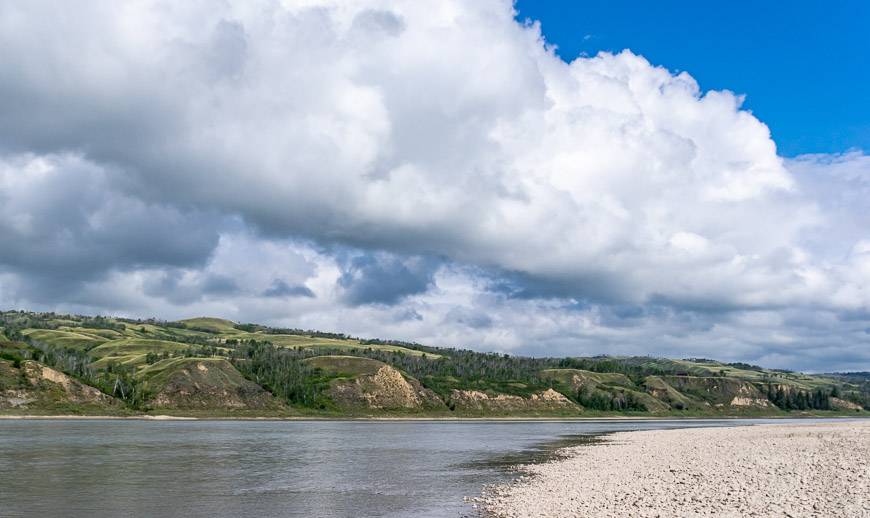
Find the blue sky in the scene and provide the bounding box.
[516,1,870,157]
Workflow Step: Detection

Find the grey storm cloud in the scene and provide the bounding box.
[0,0,868,371]
[262,280,315,299]
[338,253,440,306]
[0,154,222,300]
[443,307,493,330]
[143,271,240,306]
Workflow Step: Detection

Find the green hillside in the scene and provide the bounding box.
[21,329,108,351]
[302,355,387,377]
[230,332,440,357]
[135,357,289,415]
[1,310,868,418]
[176,317,242,334]
[1,340,127,415]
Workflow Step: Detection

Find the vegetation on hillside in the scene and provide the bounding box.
[1,310,868,417]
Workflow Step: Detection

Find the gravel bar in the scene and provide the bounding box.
[480,421,870,517]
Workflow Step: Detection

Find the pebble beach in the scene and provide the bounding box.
[480,421,870,517]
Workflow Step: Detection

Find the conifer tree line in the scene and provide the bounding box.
[765,385,832,411]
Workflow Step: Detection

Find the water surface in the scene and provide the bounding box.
[0,418,820,517]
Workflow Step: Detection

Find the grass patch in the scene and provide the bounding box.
[22,329,108,351]
[87,338,191,360]
[232,332,440,358]
[302,355,386,377]
[540,368,634,388]
[57,326,126,340]
[176,317,242,334]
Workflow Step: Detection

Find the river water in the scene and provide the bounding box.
[0,418,820,517]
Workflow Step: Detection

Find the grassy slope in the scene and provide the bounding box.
[0,359,127,416]
[86,338,220,371]
[56,326,126,340]
[540,368,634,388]
[177,317,244,334]
[301,355,454,415]
[674,359,840,390]
[2,311,867,417]
[643,376,702,409]
[22,329,108,351]
[88,338,192,359]
[233,332,441,357]
[175,317,440,357]
[118,322,212,340]
[303,355,386,377]
[135,357,291,416]
[540,368,771,413]
[137,357,236,385]
[539,368,668,411]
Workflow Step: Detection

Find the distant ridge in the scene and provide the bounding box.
[1,310,867,417]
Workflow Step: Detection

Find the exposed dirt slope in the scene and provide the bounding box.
[137,358,284,411]
[643,375,707,410]
[0,360,122,414]
[541,368,669,412]
[305,356,445,411]
[831,397,863,411]
[659,375,773,409]
[449,388,578,414]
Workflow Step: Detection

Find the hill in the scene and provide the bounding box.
[1,341,126,415]
[135,357,289,415]
[1,310,867,418]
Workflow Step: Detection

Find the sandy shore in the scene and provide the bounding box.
[480,421,870,517]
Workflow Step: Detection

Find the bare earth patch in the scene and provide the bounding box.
[480,421,870,517]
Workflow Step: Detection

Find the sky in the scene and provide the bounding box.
[515,1,870,157]
[0,0,868,372]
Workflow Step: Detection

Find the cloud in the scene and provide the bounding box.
[337,252,440,305]
[0,153,223,299]
[143,270,240,305]
[788,151,870,259]
[0,0,805,309]
[262,279,315,298]
[0,0,868,370]
[443,306,493,329]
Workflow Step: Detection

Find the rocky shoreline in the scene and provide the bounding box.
[479,421,870,517]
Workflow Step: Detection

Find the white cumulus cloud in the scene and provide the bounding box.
[0,0,868,370]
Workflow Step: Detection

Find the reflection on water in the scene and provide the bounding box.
[461,432,607,472]
[0,418,823,518]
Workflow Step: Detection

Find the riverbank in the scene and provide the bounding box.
[480,420,870,517]
[1,414,861,422]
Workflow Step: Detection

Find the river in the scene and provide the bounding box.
[0,418,824,517]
